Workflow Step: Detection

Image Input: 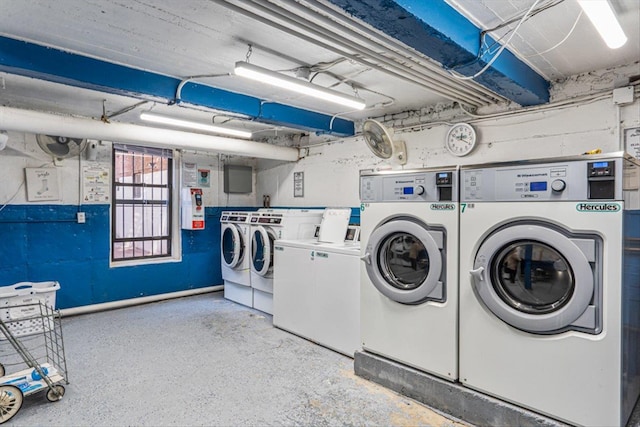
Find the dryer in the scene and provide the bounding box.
[220,211,254,306]
[359,168,459,381]
[459,153,640,426]
[250,209,323,314]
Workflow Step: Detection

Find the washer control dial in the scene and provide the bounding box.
[551,179,566,192]
[415,185,425,195]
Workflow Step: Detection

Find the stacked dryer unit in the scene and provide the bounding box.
[250,209,324,314]
[458,153,640,426]
[359,168,459,381]
[220,211,254,307]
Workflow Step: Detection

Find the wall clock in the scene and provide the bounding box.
[445,123,477,157]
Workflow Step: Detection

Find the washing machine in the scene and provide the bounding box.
[220,211,255,306]
[458,153,640,426]
[250,209,324,314]
[359,168,459,381]
[273,237,361,356]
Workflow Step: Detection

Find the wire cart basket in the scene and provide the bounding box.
[0,283,68,424]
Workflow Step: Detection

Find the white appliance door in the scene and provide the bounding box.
[470,223,599,334]
[251,226,275,276]
[221,224,244,268]
[362,219,444,304]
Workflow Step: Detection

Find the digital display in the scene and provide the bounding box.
[530,181,547,192]
[403,187,414,195]
[438,173,448,178]
[593,161,609,168]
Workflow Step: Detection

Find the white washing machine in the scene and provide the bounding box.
[459,153,640,426]
[250,209,324,314]
[220,211,254,306]
[360,168,459,381]
[273,238,361,356]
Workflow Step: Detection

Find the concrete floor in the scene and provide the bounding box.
[5,292,467,426]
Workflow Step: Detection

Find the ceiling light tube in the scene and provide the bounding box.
[234,61,366,110]
[140,112,252,139]
[577,0,627,49]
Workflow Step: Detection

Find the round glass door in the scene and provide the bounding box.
[472,224,598,334]
[363,219,443,304]
[490,241,574,314]
[221,225,244,268]
[379,232,431,290]
[252,227,275,276]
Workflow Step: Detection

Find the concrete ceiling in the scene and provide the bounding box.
[0,0,637,146]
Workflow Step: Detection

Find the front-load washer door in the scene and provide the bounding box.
[251,226,276,276]
[470,222,601,334]
[362,218,444,304]
[221,224,245,268]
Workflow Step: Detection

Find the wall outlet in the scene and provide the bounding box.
[76,212,86,224]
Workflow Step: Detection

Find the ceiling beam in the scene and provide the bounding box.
[327,0,550,106]
[0,36,355,136]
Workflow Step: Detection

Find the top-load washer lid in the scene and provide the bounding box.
[470,222,601,334]
[318,208,351,243]
[221,223,245,268]
[362,217,445,304]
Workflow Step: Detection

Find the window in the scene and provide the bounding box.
[112,144,173,261]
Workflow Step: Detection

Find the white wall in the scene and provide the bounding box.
[0,134,259,209]
[256,93,639,208]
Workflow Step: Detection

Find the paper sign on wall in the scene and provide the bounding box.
[25,168,60,201]
[625,127,640,160]
[182,162,198,187]
[83,164,110,203]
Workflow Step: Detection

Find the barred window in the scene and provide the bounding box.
[112,144,173,261]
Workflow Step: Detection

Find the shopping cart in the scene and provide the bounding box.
[0,282,68,423]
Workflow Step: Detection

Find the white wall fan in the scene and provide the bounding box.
[362,120,407,165]
[36,134,88,162]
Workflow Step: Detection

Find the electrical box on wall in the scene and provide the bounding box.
[223,165,253,194]
[181,188,205,230]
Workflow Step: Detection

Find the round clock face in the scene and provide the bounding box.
[446,123,477,157]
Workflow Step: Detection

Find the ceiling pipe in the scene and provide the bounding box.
[258,0,501,104]
[215,0,502,106]
[0,106,299,162]
[301,0,503,102]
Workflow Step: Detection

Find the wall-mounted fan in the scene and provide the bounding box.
[36,134,88,161]
[362,120,407,165]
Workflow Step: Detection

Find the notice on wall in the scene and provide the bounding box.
[182,162,198,187]
[198,169,211,187]
[83,164,110,203]
[294,171,304,197]
[625,127,640,160]
[25,168,60,202]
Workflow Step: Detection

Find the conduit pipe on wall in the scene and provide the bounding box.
[0,106,300,162]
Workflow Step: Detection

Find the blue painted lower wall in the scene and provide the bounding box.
[0,205,230,309]
[0,204,359,309]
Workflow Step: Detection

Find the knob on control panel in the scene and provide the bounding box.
[551,179,566,192]
[415,185,425,195]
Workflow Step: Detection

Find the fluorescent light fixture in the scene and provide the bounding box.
[140,113,252,139]
[234,61,366,110]
[577,0,627,49]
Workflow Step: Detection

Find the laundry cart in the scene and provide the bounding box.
[0,282,68,424]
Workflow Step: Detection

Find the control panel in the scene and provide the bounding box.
[461,157,627,202]
[250,214,283,225]
[360,170,457,202]
[220,212,250,223]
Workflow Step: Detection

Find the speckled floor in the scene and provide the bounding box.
[5,292,467,426]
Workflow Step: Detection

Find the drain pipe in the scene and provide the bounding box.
[60,285,223,317]
[0,106,300,162]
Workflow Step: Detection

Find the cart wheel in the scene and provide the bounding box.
[0,364,4,377]
[0,385,23,424]
[46,384,65,402]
